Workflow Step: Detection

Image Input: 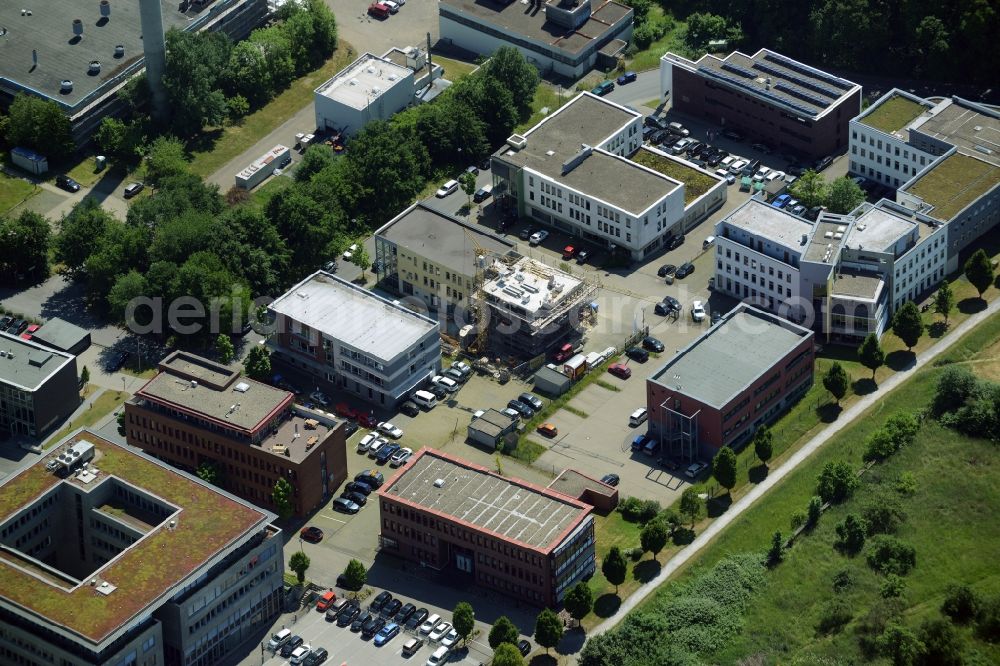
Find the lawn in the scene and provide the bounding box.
[631,311,1000,663]
[187,43,357,178]
[0,172,39,215]
[64,156,110,188]
[431,55,479,82]
[43,389,131,449]
[516,83,570,134]
[858,94,928,134]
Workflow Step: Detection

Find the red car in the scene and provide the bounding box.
[608,363,632,379]
[357,412,379,429]
[562,245,575,260]
[300,526,324,543]
[553,343,574,363]
[335,402,358,419]
[20,324,40,341]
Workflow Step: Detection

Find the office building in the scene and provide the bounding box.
[378,448,595,606]
[646,304,815,459]
[492,92,727,261]
[0,0,267,142]
[125,350,348,516]
[0,331,78,438]
[439,0,633,79]
[0,430,282,666]
[374,202,518,314]
[661,48,861,160]
[268,271,441,407]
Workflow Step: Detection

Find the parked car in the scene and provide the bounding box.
[123,182,144,198]
[440,628,460,649]
[473,185,493,203]
[518,639,532,656]
[529,230,549,245]
[507,399,535,418]
[519,392,544,411]
[55,174,81,192]
[464,165,479,177]
[341,490,368,506]
[376,443,400,465]
[280,636,304,658]
[444,367,465,383]
[344,481,372,496]
[406,608,430,630]
[396,603,417,625]
[303,648,328,666]
[676,262,695,278]
[643,439,658,456]
[591,81,615,96]
[691,300,706,322]
[667,234,685,250]
[390,447,413,467]
[721,129,744,141]
[657,264,676,278]
[536,423,558,438]
[562,245,576,260]
[626,347,649,363]
[400,401,420,417]
[352,611,373,632]
[362,617,386,639]
[429,621,452,642]
[642,336,664,352]
[685,462,708,478]
[402,637,425,656]
[432,375,459,393]
[608,363,631,379]
[420,614,442,634]
[600,473,620,487]
[357,433,379,453]
[332,497,360,514]
[518,227,534,240]
[616,71,637,85]
[715,168,737,184]
[377,421,404,439]
[355,469,384,488]
[728,159,748,174]
[576,249,590,264]
[772,194,791,209]
[335,402,358,419]
[374,623,401,647]
[371,591,393,612]
[671,138,693,155]
[316,591,337,612]
[309,390,330,406]
[382,598,403,618]
[645,115,667,130]
[299,526,324,543]
[751,142,772,153]
[450,360,472,380]
[655,295,681,315]
[813,155,834,171]
[289,644,312,665]
[501,407,521,422]
[337,604,361,627]
[368,438,388,458]
[791,204,808,217]
[435,179,459,197]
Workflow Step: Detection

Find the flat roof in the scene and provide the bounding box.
[673,48,859,120]
[631,147,722,205]
[831,270,883,301]
[482,256,584,321]
[0,0,192,108]
[0,431,269,644]
[269,271,438,362]
[0,332,75,391]
[723,199,813,251]
[857,93,931,134]
[439,0,631,57]
[904,152,1000,221]
[650,305,813,410]
[847,206,918,252]
[377,203,515,277]
[548,469,615,503]
[803,218,851,263]
[137,352,291,433]
[29,317,89,352]
[381,448,590,552]
[314,53,412,111]
[469,409,515,439]
[913,99,1000,167]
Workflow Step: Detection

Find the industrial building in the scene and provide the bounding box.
[492,92,727,261]
[28,317,92,355]
[125,350,349,516]
[0,430,283,666]
[466,408,518,449]
[378,448,596,606]
[268,271,441,407]
[439,0,633,79]
[0,0,268,142]
[646,304,815,459]
[660,48,861,160]
[374,202,518,315]
[0,331,79,438]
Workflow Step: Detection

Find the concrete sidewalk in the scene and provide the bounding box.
[591,299,1000,636]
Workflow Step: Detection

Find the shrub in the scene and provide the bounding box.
[894,471,918,496]
[919,618,963,666]
[638,499,662,523]
[831,569,854,593]
[790,511,807,530]
[816,598,853,634]
[932,365,978,416]
[861,491,906,535]
[807,495,824,526]
[976,595,1000,642]
[880,574,906,599]
[941,584,980,624]
[876,623,924,666]
[617,496,644,522]
[835,514,867,554]
[817,461,860,504]
[866,536,917,576]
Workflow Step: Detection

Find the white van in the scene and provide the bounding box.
[629,408,648,427]
[413,390,438,410]
[703,235,716,249]
[266,628,292,651]
[426,646,450,666]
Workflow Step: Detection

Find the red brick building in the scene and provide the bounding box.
[378,448,595,607]
[646,304,815,461]
[125,351,348,516]
[660,48,861,161]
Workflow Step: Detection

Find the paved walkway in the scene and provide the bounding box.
[591,298,1000,636]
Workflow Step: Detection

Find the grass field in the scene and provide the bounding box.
[0,172,39,215]
[430,55,479,82]
[44,390,130,449]
[632,311,1000,663]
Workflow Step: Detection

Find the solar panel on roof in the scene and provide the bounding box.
[763,52,852,90]
[721,62,756,78]
[753,60,839,98]
[774,82,828,108]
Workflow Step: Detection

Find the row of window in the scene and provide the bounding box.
[0,493,55,540]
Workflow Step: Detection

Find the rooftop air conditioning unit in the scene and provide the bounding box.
[433,478,445,488]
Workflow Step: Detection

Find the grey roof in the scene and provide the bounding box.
[831,270,884,300]
[0,0,191,108]
[803,215,852,263]
[30,317,89,352]
[724,199,814,250]
[376,204,515,277]
[650,305,813,410]
[138,353,291,433]
[847,206,917,252]
[689,48,860,119]
[548,469,615,501]
[269,271,438,362]
[0,332,75,391]
[911,98,1000,167]
[383,449,588,551]
[439,0,631,57]
[469,408,516,439]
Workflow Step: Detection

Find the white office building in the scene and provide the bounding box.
[314,52,415,135]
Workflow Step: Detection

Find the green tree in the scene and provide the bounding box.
[80,365,90,385]
[5,94,74,156]
[225,27,294,107]
[342,558,367,591]
[0,210,51,283]
[941,584,980,624]
[196,461,220,486]
[144,136,190,188]
[880,574,906,599]
[859,333,885,380]
[350,245,371,279]
[488,616,520,649]
[480,46,539,121]
[492,643,524,666]
[452,601,475,645]
[789,170,829,209]
[534,608,563,654]
[162,29,232,135]
[964,248,994,298]
[459,171,477,207]
[919,618,962,666]
[679,487,703,528]
[753,425,773,466]
[272,477,294,518]
[712,446,738,494]
[108,271,150,325]
[601,546,628,593]
[808,495,824,526]
[295,144,336,183]
[244,346,271,381]
[768,530,785,565]
[976,595,1000,642]
[216,334,235,364]
[876,623,924,666]
[836,513,867,554]
[934,281,954,325]
[817,461,860,504]
[288,550,310,584]
[640,519,669,561]
[55,198,115,273]
[564,581,593,626]
[826,176,866,214]
[892,301,924,350]
[823,362,850,404]
[685,12,739,49]
[95,116,146,165]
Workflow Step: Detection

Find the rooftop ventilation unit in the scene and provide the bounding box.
[190,380,198,388]
[114,44,125,58]
[89,60,101,74]
[100,0,111,17]
[72,18,83,37]
[506,134,528,150]
[433,478,445,488]
[234,381,250,393]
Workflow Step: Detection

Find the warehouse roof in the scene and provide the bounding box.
[381,448,590,552]
[30,317,90,353]
[0,332,75,391]
[314,52,412,111]
[650,305,813,409]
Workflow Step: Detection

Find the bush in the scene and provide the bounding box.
[861,491,906,535]
[790,511,807,530]
[816,598,853,634]
[876,623,924,666]
[919,618,963,666]
[866,536,917,576]
[941,584,980,624]
[880,574,906,599]
[617,496,644,522]
[894,471,918,496]
[831,569,854,593]
[835,514,867,554]
[932,366,978,416]
[638,499,662,523]
[817,461,860,504]
[976,595,1000,642]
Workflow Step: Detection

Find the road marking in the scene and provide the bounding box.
[319,515,347,524]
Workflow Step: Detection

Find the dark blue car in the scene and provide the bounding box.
[617,71,637,85]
